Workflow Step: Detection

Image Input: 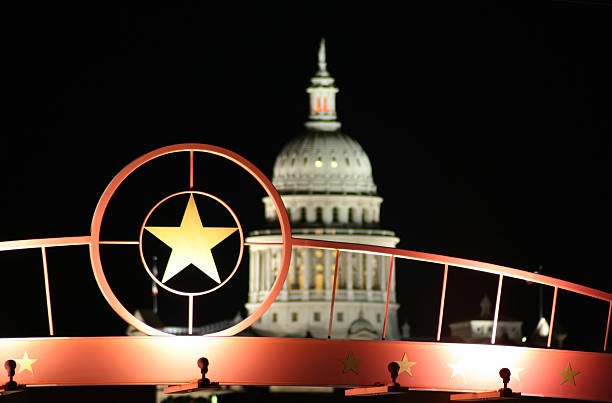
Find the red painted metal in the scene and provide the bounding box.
[0,236,91,251]
[88,144,292,337]
[382,256,394,340]
[437,264,449,342]
[291,238,611,302]
[548,287,558,348]
[327,250,341,339]
[491,275,503,344]
[0,336,610,402]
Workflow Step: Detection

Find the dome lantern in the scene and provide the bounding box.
[305,39,341,132]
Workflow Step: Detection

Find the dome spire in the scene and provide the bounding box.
[317,38,330,77]
[305,39,341,131]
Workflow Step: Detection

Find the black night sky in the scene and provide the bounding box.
[1,2,610,354]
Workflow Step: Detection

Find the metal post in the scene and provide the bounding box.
[491,274,503,344]
[188,295,194,335]
[327,250,340,339]
[437,264,449,341]
[382,255,395,340]
[547,287,558,348]
[41,247,54,336]
[604,301,610,352]
[189,150,194,189]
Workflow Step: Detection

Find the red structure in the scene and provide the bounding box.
[1,144,610,401]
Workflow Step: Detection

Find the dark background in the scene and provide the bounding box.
[1,2,610,353]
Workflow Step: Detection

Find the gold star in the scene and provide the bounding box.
[145,194,237,284]
[559,362,580,385]
[15,352,37,374]
[448,361,466,381]
[395,353,416,376]
[341,352,362,374]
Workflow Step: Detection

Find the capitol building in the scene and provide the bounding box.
[245,40,401,340]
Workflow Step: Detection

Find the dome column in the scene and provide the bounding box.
[302,249,311,300]
[347,253,354,300]
[324,249,332,299]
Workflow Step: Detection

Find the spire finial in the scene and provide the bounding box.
[317,38,329,77]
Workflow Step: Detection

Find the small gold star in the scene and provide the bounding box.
[341,351,361,374]
[559,362,580,385]
[395,353,416,376]
[510,366,524,382]
[15,352,37,374]
[448,361,466,381]
[145,194,237,284]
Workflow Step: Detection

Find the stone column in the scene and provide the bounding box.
[347,252,354,300]
[324,249,332,296]
[365,254,373,301]
[302,248,311,300]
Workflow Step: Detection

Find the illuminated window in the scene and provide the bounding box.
[315,97,321,112]
[291,312,298,322]
[314,250,323,258]
[315,158,323,168]
[337,312,344,322]
[331,157,338,168]
[323,97,328,112]
[314,312,321,322]
[314,264,324,290]
[272,313,278,322]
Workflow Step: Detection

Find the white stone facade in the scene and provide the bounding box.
[245,40,400,340]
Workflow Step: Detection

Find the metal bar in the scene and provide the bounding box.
[289,238,612,303]
[327,250,341,339]
[548,287,558,348]
[99,241,140,245]
[437,264,449,341]
[605,301,611,352]
[0,236,91,252]
[189,150,194,189]
[491,274,503,344]
[188,295,194,335]
[382,255,395,340]
[244,242,284,246]
[41,247,54,336]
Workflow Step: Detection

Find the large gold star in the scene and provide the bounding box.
[340,351,362,374]
[145,194,237,284]
[558,362,580,386]
[395,353,416,376]
[15,352,37,374]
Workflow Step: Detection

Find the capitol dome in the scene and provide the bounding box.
[272,131,377,195]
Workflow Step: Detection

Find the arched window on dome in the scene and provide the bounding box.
[362,208,371,225]
[315,207,323,223]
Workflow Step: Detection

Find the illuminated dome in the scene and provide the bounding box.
[272,131,377,195]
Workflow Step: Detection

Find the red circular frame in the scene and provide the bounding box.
[89,144,292,336]
[138,190,245,297]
